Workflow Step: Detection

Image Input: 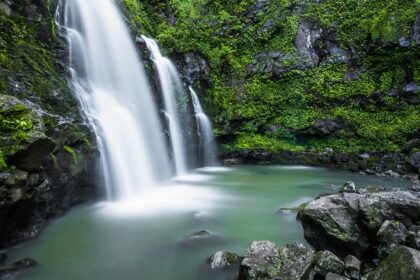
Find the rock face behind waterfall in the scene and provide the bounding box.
[0,1,100,248]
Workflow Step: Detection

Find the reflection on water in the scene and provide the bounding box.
[8,166,408,280]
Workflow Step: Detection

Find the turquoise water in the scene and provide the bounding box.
[6,166,408,280]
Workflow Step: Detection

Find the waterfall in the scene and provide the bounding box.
[141,36,188,175]
[59,0,171,200]
[189,87,217,166]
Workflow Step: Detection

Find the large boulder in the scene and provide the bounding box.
[299,190,420,259]
[367,246,420,280]
[0,95,55,172]
[377,220,408,258]
[239,241,314,280]
[303,250,345,279]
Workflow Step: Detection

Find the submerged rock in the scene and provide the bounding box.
[13,258,37,268]
[208,251,241,270]
[367,246,420,280]
[178,230,225,247]
[239,241,314,280]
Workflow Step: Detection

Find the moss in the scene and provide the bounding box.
[64,145,79,165]
[124,0,420,156]
[0,149,6,169]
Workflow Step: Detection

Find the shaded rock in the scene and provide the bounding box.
[295,22,322,68]
[0,267,20,280]
[299,190,420,259]
[383,170,400,179]
[179,230,224,247]
[344,255,361,280]
[340,181,356,193]
[299,193,371,259]
[239,241,314,280]
[410,180,420,192]
[325,42,349,64]
[13,258,37,268]
[326,272,350,280]
[0,253,6,265]
[377,220,408,259]
[399,37,411,47]
[412,14,420,44]
[303,250,345,279]
[208,251,241,270]
[0,95,56,172]
[408,152,420,171]
[367,246,420,280]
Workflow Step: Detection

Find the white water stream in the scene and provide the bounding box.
[60,0,171,200]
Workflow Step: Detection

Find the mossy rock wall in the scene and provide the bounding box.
[123,0,420,173]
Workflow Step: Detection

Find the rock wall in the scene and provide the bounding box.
[122,0,420,174]
[0,0,101,249]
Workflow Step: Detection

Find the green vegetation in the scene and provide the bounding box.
[124,0,420,155]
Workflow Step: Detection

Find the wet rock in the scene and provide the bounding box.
[410,180,420,192]
[239,241,314,280]
[295,22,322,68]
[383,170,400,178]
[377,220,408,259]
[13,258,37,268]
[408,152,420,171]
[326,272,350,280]
[344,255,361,280]
[412,14,420,44]
[179,230,224,246]
[0,95,56,172]
[398,37,411,47]
[325,42,349,64]
[299,190,420,259]
[357,186,386,195]
[181,53,212,86]
[367,246,420,280]
[208,251,241,270]
[406,225,420,250]
[303,250,345,279]
[0,267,20,280]
[340,181,356,193]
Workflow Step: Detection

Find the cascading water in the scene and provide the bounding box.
[141,36,188,175]
[59,0,171,200]
[189,87,217,166]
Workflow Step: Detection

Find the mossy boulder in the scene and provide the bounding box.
[0,94,55,172]
[367,246,420,280]
[239,241,315,280]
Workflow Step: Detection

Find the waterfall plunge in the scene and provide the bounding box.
[141,36,187,175]
[189,87,217,166]
[60,0,171,200]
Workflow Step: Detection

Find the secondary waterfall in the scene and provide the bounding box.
[189,87,217,166]
[59,0,171,200]
[141,36,187,175]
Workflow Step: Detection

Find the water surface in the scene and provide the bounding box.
[8,166,408,280]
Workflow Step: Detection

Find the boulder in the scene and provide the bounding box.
[408,152,420,172]
[303,250,345,279]
[239,241,314,280]
[0,95,55,172]
[411,180,420,192]
[377,220,408,259]
[340,181,356,193]
[295,22,322,68]
[299,190,420,259]
[367,246,420,280]
[344,255,361,280]
[326,272,350,280]
[208,251,241,270]
[406,225,420,250]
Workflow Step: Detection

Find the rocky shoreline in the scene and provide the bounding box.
[206,182,420,280]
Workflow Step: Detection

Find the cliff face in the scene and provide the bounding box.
[123,0,420,173]
[0,0,100,249]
